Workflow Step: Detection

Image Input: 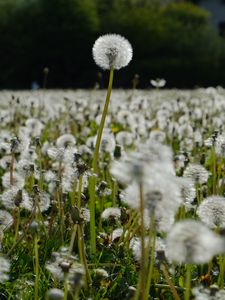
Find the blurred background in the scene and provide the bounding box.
[1,0,225,89]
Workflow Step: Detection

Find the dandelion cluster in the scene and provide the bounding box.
[1,79,225,299]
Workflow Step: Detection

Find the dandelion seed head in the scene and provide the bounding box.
[94,268,108,278]
[47,288,64,300]
[197,196,225,229]
[46,248,84,286]
[0,210,13,231]
[166,220,224,264]
[116,131,133,146]
[47,147,65,161]
[2,171,25,189]
[101,207,121,221]
[183,163,210,185]
[92,34,133,70]
[1,187,29,210]
[56,134,76,148]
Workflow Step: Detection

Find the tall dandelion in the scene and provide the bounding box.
[92,33,133,173]
[89,34,133,254]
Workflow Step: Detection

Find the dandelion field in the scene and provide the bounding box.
[1,86,225,300]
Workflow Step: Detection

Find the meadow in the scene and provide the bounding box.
[0,86,225,300]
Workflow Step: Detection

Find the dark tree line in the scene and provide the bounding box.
[0,0,225,89]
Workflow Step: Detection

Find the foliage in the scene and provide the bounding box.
[0,0,225,88]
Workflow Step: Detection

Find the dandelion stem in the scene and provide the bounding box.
[211,147,217,195]
[184,264,192,300]
[160,264,181,300]
[34,233,39,300]
[77,175,83,209]
[13,208,20,246]
[10,153,15,187]
[134,183,146,300]
[64,273,68,300]
[145,213,156,300]
[92,66,114,174]
[78,224,92,286]
[69,224,78,255]
[89,66,114,256]
[89,175,96,255]
[218,255,225,289]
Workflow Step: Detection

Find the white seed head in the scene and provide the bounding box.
[197,196,225,229]
[166,220,224,264]
[92,34,133,70]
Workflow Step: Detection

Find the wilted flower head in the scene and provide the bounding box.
[197,196,225,229]
[166,220,224,264]
[92,34,133,70]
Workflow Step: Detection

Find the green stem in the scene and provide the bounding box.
[218,255,225,289]
[211,147,217,195]
[89,175,96,255]
[10,153,15,187]
[34,234,39,300]
[89,67,114,256]
[184,264,192,300]
[69,224,78,255]
[161,264,181,300]
[77,175,83,209]
[145,214,156,300]
[134,183,146,300]
[38,146,43,191]
[13,208,20,245]
[72,178,77,206]
[78,224,92,286]
[64,273,68,300]
[112,179,118,207]
[92,67,114,174]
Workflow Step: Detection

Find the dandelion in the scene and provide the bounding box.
[46,247,84,287]
[0,210,13,231]
[1,187,30,210]
[89,34,133,255]
[166,220,224,264]
[56,134,76,148]
[2,171,25,190]
[25,118,44,137]
[92,34,132,70]
[116,131,134,146]
[197,196,225,229]
[183,163,210,185]
[21,191,51,212]
[101,207,121,221]
[150,78,166,88]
